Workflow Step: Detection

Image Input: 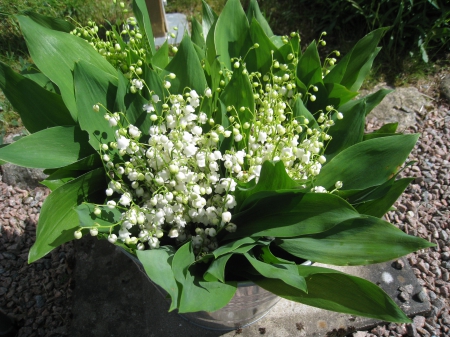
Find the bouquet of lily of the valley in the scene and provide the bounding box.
[0,0,433,321]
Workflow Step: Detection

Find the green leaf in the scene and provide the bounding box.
[278,216,434,266]
[246,0,273,37]
[213,237,257,258]
[324,97,366,160]
[75,203,121,232]
[172,242,237,313]
[191,17,205,49]
[246,19,281,74]
[28,168,106,263]
[324,82,359,109]
[151,40,169,69]
[41,153,103,190]
[203,243,257,283]
[354,178,414,217]
[363,88,394,116]
[316,134,419,190]
[0,126,94,169]
[132,0,156,58]
[324,28,387,91]
[297,41,323,88]
[202,0,218,44]
[229,191,359,239]
[21,66,59,93]
[244,252,307,292]
[17,15,116,120]
[214,0,250,69]
[74,60,118,148]
[235,161,299,212]
[137,247,180,311]
[251,265,411,323]
[220,62,254,145]
[165,35,207,94]
[204,254,232,282]
[0,62,74,133]
[292,97,319,131]
[363,122,399,140]
[24,11,75,33]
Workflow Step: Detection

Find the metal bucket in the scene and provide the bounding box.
[120,247,311,330]
[179,280,281,330]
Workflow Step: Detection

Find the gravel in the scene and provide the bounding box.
[0,182,74,337]
[0,81,449,336]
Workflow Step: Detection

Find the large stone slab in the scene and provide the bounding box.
[70,238,430,337]
[360,84,431,131]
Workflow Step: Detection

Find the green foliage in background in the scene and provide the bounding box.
[257,0,449,68]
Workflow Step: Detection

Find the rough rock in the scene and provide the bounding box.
[439,74,450,102]
[361,84,429,131]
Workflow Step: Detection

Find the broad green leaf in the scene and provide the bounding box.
[229,191,359,238]
[324,97,366,160]
[202,0,218,43]
[235,161,299,212]
[21,66,59,93]
[24,11,75,33]
[281,33,300,57]
[246,19,281,74]
[137,247,179,311]
[213,237,257,258]
[142,64,165,111]
[246,0,273,37]
[324,82,359,109]
[204,254,232,282]
[132,0,156,58]
[41,153,101,177]
[172,242,236,313]
[250,265,410,323]
[151,40,169,69]
[364,122,399,140]
[29,168,106,262]
[75,203,121,232]
[324,28,387,91]
[364,88,394,116]
[0,62,74,133]
[17,15,116,120]
[297,41,323,88]
[316,134,419,190]
[114,70,134,113]
[40,172,79,191]
[292,97,319,131]
[258,245,294,265]
[244,252,307,292]
[165,35,207,94]
[214,0,250,69]
[220,62,255,135]
[74,60,118,148]
[278,216,434,266]
[191,17,205,49]
[0,126,94,169]
[355,178,414,217]
[203,244,256,283]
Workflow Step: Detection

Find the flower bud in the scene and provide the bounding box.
[74,230,83,239]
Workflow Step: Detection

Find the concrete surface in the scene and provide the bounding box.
[69,237,430,337]
[155,13,188,47]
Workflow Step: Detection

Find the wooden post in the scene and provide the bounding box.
[145,0,168,38]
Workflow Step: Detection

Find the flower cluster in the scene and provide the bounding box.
[84,46,343,255]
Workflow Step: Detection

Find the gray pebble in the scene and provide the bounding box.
[399,291,410,302]
[439,230,449,242]
[416,290,429,303]
[35,295,45,308]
